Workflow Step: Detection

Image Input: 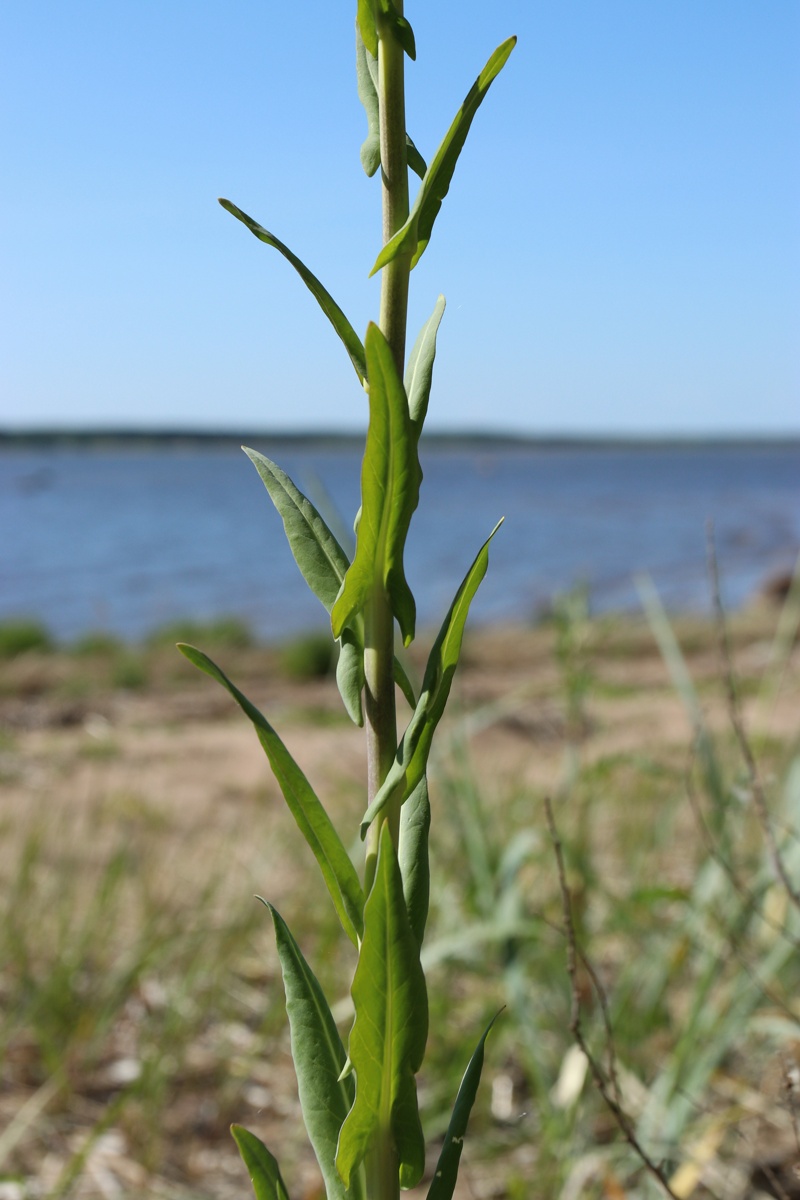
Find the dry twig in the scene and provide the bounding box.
[544,796,684,1200]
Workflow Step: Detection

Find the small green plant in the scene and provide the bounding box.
[182,8,515,1198]
[278,630,338,681]
[0,618,53,659]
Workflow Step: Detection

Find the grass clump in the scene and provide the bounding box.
[278,630,337,681]
[0,618,54,659]
[147,616,254,651]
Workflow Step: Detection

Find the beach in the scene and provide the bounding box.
[2,599,799,1197]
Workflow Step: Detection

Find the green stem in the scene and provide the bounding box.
[363,10,412,1199]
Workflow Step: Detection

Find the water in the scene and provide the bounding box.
[2,441,798,642]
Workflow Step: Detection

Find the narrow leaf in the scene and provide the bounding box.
[399,776,431,947]
[426,1012,502,1200]
[231,1125,290,1200]
[267,906,367,1200]
[394,652,417,709]
[177,644,364,945]
[356,23,380,177]
[336,824,428,1190]
[337,628,366,726]
[245,449,352,610]
[370,37,516,275]
[362,521,503,835]
[331,323,421,647]
[405,296,446,439]
[406,134,427,181]
[243,449,365,724]
[219,199,367,382]
[379,1,416,60]
[357,0,378,57]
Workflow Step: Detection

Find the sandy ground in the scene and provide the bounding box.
[1,604,798,1198]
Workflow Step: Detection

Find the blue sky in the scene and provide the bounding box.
[2,2,798,435]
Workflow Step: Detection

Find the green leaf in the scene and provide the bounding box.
[231,1125,290,1200]
[426,1012,502,1200]
[356,22,380,177]
[331,323,421,647]
[405,296,446,440]
[356,21,425,179]
[245,449,352,611]
[357,0,377,57]
[267,906,367,1200]
[242,449,365,725]
[337,628,366,726]
[219,199,367,383]
[380,2,415,60]
[399,776,430,947]
[177,644,364,945]
[336,824,428,1190]
[405,134,427,181]
[370,37,516,275]
[361,521,503,836]
[393,652,417,710]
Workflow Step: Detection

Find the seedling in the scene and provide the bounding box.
[181,7,515,1198]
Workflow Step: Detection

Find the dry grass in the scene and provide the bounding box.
[0,599,798,1199]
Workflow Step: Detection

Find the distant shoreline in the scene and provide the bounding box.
[2,428,799,452]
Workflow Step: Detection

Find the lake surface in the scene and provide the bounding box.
[2,442,798,642]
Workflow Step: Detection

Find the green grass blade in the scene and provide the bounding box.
[331,323,422,647]
[426,1011,501,1200]
[219,199,367,383]
[405,296,446,440]
[399,776,430,947]
[177,644,364,945]
[361,521,503,835]
[336,824,428,1190]
[267,906,366,1200]
[231,1125,291,1200]
[370,37,516,275]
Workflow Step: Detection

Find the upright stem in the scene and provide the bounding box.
[363,13,411,1200]
[363,8,412,899]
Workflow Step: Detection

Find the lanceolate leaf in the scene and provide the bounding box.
[405,134,427,181]
[399,776,431,947]
[219,199,367,383]
[405,296,446,440]
[426,1012,502,1200]
[336,824,428,1190]
[356,23,380,177]
[337,627,367,726]
[379,0,416,60]
[331,323,421,647]
[357,0,378,57]
[394,653,417,710]
[177,644,364,945]
[231,1125,290,1200]
[356,26,426,181]
[243,448,416,723]
[267,906,367,1200]
[361,521,503,835]
[243,448,364,723]
[371,37,516,275]
[245,449,351,611]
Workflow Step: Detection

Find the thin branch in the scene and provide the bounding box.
[683,743,800,952]
[706,524,800,915]
[544,796,683,1200]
